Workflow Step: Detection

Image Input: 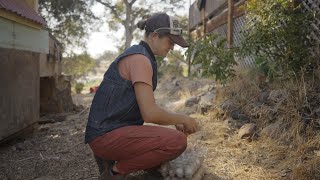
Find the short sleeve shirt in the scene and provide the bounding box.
[117,54,153,87]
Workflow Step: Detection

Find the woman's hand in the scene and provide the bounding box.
[183,117,198,134]
[175,117,198,135]
[175,124,184,132]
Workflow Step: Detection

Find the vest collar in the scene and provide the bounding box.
[139,41,156,62]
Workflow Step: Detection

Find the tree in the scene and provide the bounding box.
[96,50,118,63]
[96,0,185,50]
[39,0,186,52]
[62,52,96,79]
[39,0,97,52]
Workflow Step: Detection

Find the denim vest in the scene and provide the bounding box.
[85,41,158,143]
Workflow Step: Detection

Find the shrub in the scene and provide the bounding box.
[75,83,84,94]
[186,33,237,84]
[240,0,317,80]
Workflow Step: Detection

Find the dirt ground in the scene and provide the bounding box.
[0,75,311,180]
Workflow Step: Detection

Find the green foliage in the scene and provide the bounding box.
[96,50,118,63]
[156,56,165,67]
[240,0,317,80]
[39,0,97,51]
[167,50,185,63]
[186,34,237,83]
[63,52,96,79]
[97,0,186,49]
[74,82,84,94]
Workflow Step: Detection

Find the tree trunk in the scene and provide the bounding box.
[124,1,133,49]
[124,27,133,49]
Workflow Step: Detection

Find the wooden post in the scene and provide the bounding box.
[227,0,234,48]
[201,8,206,37]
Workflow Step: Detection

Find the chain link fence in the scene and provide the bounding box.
[302,0,320,58]
[212,0,320,69]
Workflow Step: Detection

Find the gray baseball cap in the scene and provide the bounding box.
[144,13,189,48]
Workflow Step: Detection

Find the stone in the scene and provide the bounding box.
[260,121,283,139]
[185,97,200,107]
[258,90,270,103]
[314,108,320,118]
[200,106,212,114]
[238,114,251,123]
[198,84,214,93]
[238,123,257,139]
[199,92,215,106]
[220,100,237,113]
[198,92,215,114]
[231,109,241,120]
[223,118,239,129]
[268,90,288,103]
[188,81,202,92]
[34,176,57,180]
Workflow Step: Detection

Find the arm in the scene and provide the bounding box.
[134,82,198,134]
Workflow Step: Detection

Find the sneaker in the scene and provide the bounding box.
[94,155,126,180]
[94,155,115,175]
[99,170,126,180]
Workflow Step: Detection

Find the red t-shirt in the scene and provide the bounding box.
[117,54,153,87]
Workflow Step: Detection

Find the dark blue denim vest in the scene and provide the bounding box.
[85,41,158,143]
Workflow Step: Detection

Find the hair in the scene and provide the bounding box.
[137,19,147,30]
[136,16,167,38]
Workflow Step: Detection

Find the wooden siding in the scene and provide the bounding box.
[0,47,39,142]
[189,2,201,31]
[189,0,228,32]
[205,0,227,19]
[190,0,246,37]
[0,17,49,53]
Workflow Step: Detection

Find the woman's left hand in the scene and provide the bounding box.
[175,124,185,132]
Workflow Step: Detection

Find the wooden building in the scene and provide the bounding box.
[0,0,68,142]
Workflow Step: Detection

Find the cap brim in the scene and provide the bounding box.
[168,34,189,48]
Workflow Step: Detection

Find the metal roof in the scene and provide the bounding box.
[0,0,46,26]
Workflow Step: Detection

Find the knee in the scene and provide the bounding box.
[171,131,187,154]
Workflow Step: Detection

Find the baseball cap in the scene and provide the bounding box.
[144,13,189,48]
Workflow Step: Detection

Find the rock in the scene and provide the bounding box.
[314,108,320,118]
[279,168,292,177]
[34,176,57,180]
[231,109,241,120]
[268,90,288,103]
[198,92,215,114]
[258,90,270,103]
[238,114,251,123]
[199,92,215,106]
[38,116,55,124]
[200,106,211,114]
[223,118,240,129]
[220,100,237,113]
[188,81,202,92]
[238,123,257,139]
[173,79,181,86]
[73,104,85,112]
[198,84,214,93]
[185,97,200,107]
[14,143,25,151]
[260,121,283,139]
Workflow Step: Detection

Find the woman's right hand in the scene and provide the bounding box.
[182,117,198,135]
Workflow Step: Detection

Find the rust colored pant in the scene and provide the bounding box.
[89,125,187,174]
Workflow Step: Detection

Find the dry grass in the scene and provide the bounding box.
[156,71,319,179]
[207,69,320,179]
